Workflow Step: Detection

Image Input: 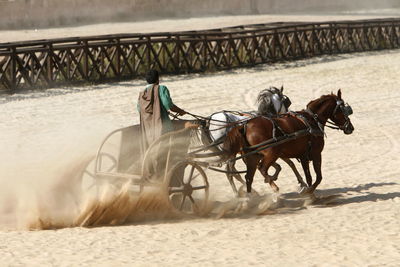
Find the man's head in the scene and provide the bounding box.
[146,70,159,84]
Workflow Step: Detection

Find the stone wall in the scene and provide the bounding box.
[0,0,399,30]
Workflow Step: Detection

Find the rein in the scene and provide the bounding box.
[305,108,344,133]
[169,110,256,132]
[325,120,341,130]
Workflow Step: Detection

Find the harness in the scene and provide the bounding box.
[289,111,322,161]
[236,111,326,162]
[302,109,326,136]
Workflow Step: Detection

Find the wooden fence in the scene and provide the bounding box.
[1,18,399,92]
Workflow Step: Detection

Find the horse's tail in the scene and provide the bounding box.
[223,125,246,156]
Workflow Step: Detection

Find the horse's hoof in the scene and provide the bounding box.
[271,192,279,203]
[234,196,250,213]
[299,186,310,195]
[237,186,247,197]
[271,182,280,193]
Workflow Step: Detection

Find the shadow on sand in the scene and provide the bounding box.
[280,182,400,209]
[214,182,400,219]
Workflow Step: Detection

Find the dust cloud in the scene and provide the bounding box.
[0,129,287,231]
[0,143,178,231]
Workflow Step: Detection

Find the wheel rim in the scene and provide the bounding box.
[81,153,118,194]
[167,161,209,215]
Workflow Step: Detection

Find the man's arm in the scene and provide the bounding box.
[159,85,187,116]
[170,104,186,116]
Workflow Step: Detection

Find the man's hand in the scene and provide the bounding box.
[177,109,187,116]
[170,104,187,116]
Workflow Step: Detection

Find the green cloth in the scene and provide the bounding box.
[137,84,174,133]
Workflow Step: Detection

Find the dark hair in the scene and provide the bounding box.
[146,70,159,84]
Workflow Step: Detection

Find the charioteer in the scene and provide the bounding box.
[137,69,188,152]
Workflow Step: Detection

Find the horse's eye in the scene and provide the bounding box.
[282,96,291,108]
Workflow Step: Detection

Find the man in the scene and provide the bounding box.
[137,69,187,151]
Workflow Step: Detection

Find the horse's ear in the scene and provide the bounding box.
[280,85,284,93]
[337,89,342,99]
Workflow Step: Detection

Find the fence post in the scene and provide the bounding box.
[228,34,232,67]
[47,43,53,86]
[146,36,151,72]
[330,23,335,53]
[203,34,207,71]
[83,41,89,81]
[115,38,120,78]
[11,46,17,92]
[175,35,180,72]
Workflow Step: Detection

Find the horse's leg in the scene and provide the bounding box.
[258,153,280,192]
[232,167,245,185]
[244,154,260,194]
[300,157,313,187]
[310,154,323,193]
[227,158,245,186]
[226,161,239,196]
[269,162,282,181]
[281,158,308,188]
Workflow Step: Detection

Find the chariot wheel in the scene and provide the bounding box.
[165,160,209,215]
[80,152,119,196]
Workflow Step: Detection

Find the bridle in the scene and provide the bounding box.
[307,98,353,132]
[329,99,353,131]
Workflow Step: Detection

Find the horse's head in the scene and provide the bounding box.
[308,89,354,135]
[330,89,354,134]
[257,86,291,116]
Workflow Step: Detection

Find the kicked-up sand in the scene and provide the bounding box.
[0,15,400,266]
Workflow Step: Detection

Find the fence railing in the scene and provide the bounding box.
[1,18,399,92]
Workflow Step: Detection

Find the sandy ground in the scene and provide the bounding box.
[1,15,400,267]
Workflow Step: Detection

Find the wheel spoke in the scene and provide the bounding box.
[97,153,117,173]
[189,196,200,213]
[105,157,117,172]
[87,183,96,190]
[187,165,195,184]
[83,170,96,178]
[189,195,198,206]
[169,186,184,194]
[179,195,187,210]
[192,185,207,191]
[190,173,201,181]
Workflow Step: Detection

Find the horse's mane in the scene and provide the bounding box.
[256,87,281,104]
[306,93,336,110]
[256,87,282,115]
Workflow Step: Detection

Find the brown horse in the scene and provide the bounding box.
[224,89,354,195]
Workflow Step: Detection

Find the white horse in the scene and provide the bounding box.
[206,86,306,195]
